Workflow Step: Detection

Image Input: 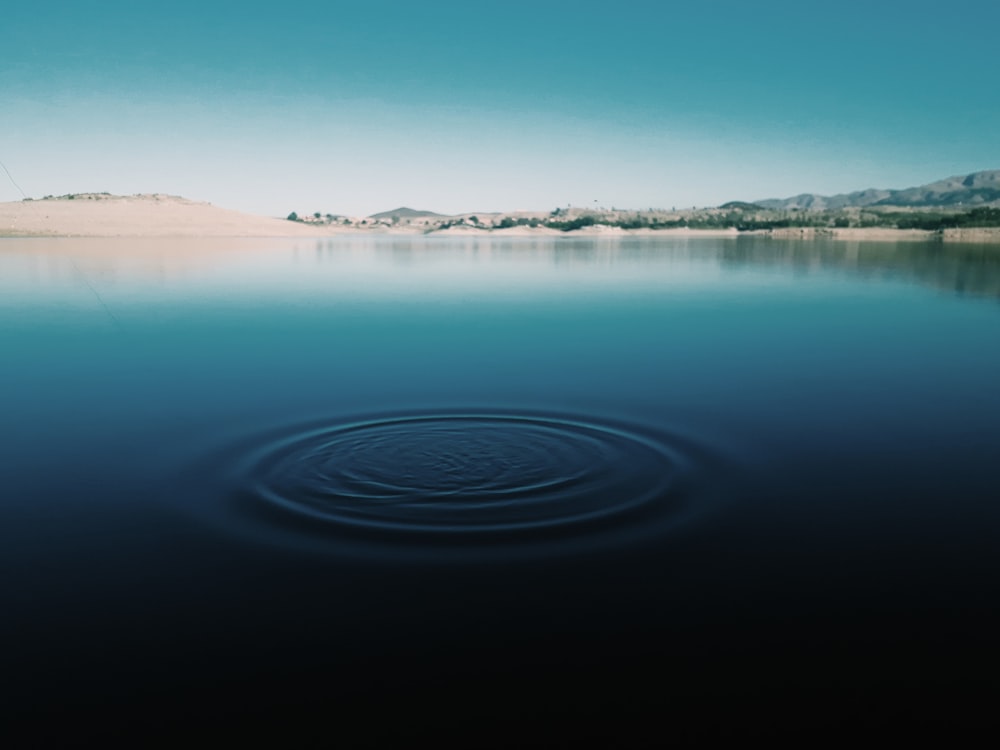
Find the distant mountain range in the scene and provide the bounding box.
[368,207,445,219]
[754,170,1000,210]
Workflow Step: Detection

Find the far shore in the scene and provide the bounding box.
[2,194,999,243]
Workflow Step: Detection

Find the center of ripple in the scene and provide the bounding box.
[241,414,683,534]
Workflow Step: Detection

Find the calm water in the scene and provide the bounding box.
[2,235,999,740]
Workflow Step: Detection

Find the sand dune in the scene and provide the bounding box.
[0,194,333,238]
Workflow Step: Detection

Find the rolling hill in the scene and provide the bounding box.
[754,170,1000,210]
[368,207,446,220]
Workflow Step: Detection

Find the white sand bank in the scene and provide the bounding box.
[0,194,335,238]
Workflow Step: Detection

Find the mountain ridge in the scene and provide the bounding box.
[754,170,1000,210]
[368,207,445,219]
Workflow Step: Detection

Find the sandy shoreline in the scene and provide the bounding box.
[0,194,332,238]
[3,195,999,243]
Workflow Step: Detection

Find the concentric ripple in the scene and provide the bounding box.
[235,413,689,536]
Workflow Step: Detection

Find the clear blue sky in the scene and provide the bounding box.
[2,1,998,216]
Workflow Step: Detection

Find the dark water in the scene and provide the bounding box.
[2,236,999,741]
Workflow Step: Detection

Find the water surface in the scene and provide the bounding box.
[2,235,999,739]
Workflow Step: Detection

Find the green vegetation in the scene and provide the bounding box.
[539,206,1000,233]
[872,207,1000,230]
[284,204,1000,233]
[495,216,540,229]
[37,192,111,201]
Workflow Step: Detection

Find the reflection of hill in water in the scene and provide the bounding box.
[352,236,1000,299]
[722,237,1000,300]
[5,235,998,300]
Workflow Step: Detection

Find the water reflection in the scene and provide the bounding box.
[4,236,999,301]
[722,236,1000,299]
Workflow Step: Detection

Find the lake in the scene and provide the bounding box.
[2,235,999,741]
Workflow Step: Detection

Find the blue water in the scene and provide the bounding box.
[2,235,999,740]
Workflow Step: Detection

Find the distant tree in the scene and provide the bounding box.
[313,212,321,219]
[287,211,299,222]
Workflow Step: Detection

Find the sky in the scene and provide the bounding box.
[2,1,999,217]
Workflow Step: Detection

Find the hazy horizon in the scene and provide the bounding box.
[3,1,998,217]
